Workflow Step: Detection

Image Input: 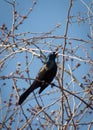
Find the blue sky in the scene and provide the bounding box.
[0,0,93,129]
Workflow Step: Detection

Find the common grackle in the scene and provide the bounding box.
[18,52,57,105]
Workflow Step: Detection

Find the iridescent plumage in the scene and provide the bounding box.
[18,52,57,105]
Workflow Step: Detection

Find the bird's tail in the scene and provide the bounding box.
[18,85,35,105]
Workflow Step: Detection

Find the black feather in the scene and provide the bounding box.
[18,52,57,105]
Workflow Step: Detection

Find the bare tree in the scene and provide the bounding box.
[0,0,93,129]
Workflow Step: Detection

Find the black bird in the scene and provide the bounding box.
[18,52,57,105]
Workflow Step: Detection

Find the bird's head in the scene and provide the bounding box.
[47,52,58,62]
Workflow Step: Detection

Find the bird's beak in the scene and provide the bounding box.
[55,52,58,57]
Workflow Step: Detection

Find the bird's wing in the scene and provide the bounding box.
[35,64,48,81]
